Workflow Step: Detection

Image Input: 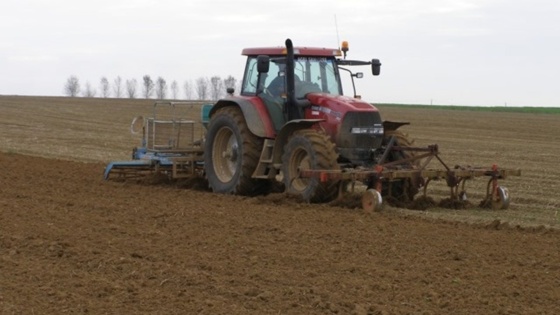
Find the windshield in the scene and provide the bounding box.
[241,56,342,98]
[294,57,341,97]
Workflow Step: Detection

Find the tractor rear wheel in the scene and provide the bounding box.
[204,106,265,195]
[281,129,339,202]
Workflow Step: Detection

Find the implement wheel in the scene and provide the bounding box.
[492,186,511,210]
[204,106,265,195]
[362,189,383,213]
[281,130,339,202]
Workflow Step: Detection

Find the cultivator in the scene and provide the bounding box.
[103,101,210,181]
[300,140,521,212]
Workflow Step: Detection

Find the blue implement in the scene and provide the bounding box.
[103,159,154,180]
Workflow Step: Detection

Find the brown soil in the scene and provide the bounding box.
[2,96,560,314]
[2,152,559,314]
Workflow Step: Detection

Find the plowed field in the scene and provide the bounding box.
[1,96,559,314]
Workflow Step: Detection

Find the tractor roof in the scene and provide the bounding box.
[242,46,341,57]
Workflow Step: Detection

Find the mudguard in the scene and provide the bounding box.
[383,121,410,133]
[209,98,275,138]
[271,119,324,164]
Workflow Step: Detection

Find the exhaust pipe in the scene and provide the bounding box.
[284,38,309,121]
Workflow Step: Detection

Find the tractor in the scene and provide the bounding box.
[205,38,393,201]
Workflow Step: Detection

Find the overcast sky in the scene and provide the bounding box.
[1,0,558,106]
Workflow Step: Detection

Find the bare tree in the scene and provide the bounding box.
[196,77,209,100]
[170,80,179,99]
[100,77,110,98]
[183,80,194,100]
[64,75,80,97]
[126,79,137,99]
[209,76,224,100]
[155,77,167,100]
[142,75,154,99]
[83,81,97,97]
[223,75,237,95]
[113,76,123,98]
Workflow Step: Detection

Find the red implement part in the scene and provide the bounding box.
[298,144,521,210]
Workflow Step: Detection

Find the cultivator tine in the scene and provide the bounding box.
[446,176,468,201]
[445,171,467,202]
[458,177,469,200]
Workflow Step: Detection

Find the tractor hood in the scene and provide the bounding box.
[305,93,380,112]
[302,92,384,165]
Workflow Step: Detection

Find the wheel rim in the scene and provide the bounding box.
[362,189,383,213]
[212,126,239,183]
[492,186,510,210]
[288,147,311,192]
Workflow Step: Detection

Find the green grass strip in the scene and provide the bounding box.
[376,103,560,115]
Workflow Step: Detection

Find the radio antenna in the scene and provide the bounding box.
[334,14,341,49]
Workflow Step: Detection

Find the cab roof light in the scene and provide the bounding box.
[341,41,349,59]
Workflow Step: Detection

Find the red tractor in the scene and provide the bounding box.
[204,38,418,204]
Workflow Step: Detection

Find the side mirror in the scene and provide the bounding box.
[353,72,364,79]
[257,55,270,73]
[371,59,381,76]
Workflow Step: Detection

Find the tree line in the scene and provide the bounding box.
[63,75,238,101]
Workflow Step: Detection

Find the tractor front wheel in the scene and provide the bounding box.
[281,130,339,202]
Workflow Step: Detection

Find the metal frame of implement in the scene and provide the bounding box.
[299,138,521,212]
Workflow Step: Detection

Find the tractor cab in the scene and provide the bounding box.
[239,43,381,134]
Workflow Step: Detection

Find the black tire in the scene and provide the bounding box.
[281,129,339,203]
[382,130,420,202]
[204,106,265,195]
